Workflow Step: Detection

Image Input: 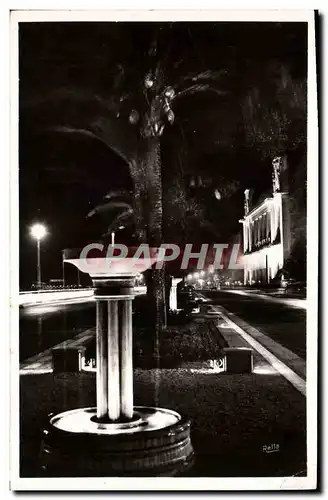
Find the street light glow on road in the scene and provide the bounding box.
[224,289,307,310]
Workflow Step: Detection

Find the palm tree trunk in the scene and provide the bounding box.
[132,136,166,356]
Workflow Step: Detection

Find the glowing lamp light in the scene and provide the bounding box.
[200,270,205,277]
[30,223,47,240]
[167,109,175,124]
[187,274,192,280]
[194,272,200,279]
[214,189,221,200]
[164,86,175,99]
[144,73,154,89]
[129,109,140,125]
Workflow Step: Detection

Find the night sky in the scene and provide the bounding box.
[18,21,307,289]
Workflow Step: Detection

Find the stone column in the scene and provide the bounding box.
[96,300,109,420]
[242,222,247,253]
[169,278,183,311]
[107,299,120,421]
[93,276,135,423]
[247,222,251,251]
[120,298,133,420]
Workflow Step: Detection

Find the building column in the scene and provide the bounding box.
[266,212,270,241]
[243,222,247,253]
[169,278,183,311]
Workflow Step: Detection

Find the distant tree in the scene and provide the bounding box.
[242,63,306,159]
[242,63,307,280]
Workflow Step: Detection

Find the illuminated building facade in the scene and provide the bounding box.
[240,157,292,285]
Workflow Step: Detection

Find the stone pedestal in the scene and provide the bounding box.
[93,276,134,422]
[40,250,194,476]
[223,347,253,374]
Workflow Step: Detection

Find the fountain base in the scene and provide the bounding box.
[40,406,194,476]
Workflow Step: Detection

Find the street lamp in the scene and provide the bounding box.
[30,223,47,290]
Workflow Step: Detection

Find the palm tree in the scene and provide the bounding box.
[112,40,228,343]
[21,25,229,350]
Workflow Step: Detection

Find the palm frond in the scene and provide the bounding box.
[172,68,228,101]
[104,189,133,201]
[103,208,134,236]
[22,87,117,114]
[173,84,228,101]
[87,201,131,218]
[188,69,228,83]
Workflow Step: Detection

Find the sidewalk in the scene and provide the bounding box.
[19,327,96,374]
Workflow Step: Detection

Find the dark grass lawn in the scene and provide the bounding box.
[133,317,226,368]
[20,369,306,478]
[84,316,227,369]
[204,291,306,360]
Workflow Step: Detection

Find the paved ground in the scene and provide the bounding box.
[201,290,306,360]
[20,367,306,478]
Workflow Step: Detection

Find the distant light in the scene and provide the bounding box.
[167,109,175,124]
[194,272,200,279]
[164,86,175,99]
[214,189,221,200]
[30,223,47,240]
[200,270,205,277]
[129,109,139,125]
[144,73,154,89]
[118,226,125,230]
[187,274,192,280]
